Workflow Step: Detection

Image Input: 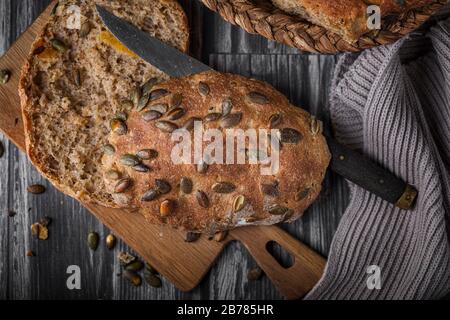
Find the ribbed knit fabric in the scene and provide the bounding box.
[306,20,450,300]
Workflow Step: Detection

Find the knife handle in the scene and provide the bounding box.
[326,137,417,210]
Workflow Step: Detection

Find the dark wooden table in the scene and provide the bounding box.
[0,0,347,300]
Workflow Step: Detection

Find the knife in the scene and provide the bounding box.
[96,5,418,210]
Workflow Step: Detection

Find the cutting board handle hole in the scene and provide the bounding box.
[265,241,295,269]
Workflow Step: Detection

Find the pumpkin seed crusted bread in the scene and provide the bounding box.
[270,0,434,43]
[19,0,189,206]
[102,71,331,232]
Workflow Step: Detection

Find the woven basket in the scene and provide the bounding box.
[201,0,448,53]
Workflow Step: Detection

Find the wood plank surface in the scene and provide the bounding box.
[0,0,346,299]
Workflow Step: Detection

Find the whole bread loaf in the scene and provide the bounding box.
[19,0,189,206]
[102,71,331,233]
[271,0,433,43]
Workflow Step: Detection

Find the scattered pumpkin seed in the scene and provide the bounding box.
[87,232,99,251]
[233,195,246,212]
[247,91,269,104]
[125,260,144,272]
[0,70,11,85]
[180,177,193,194]
[142,110,162,121]
[80,21,91,37]
[149,103,168,114]
[103,144,116,155]
[185,232,201,243]
[267,204,290,216]
[261,182,279,197]
[106,234,116,250]
[278,128,303,144]
[136,149,158,160]
[198,81,210,96]
[166,107,186,121]
[123,270,142,286]
[212,182,236,194]
[105,170,120,180]
[137,93,150,112]
[269,113,282,128]
[114,178,132,193]
[182,117,201,131]
[132,163,151,173]
[51,38,68,52]
[130,86,142,107]
[156,121,178,133]
[170,93,183,108]
[110,118,127,135]
[155,179,172,194]
[160,199,174,217]
[144,273,162,288]
[118,251,136,265]
[220,113,242,128]
[120,154,141,167]
[221,97,233,116]
[142,189,158,202]
[204,113,222,122]
[295,188,311,201]
[27,184,46,194]
[115,111,127,121]
[196,190,209,208]
[247,267,264,281]
[310,116,322,135]
[141,78,158,96]
[213,231,228,242]
[150,88,169,101]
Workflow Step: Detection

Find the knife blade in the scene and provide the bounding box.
[96,5,211,77]
[96,5,417,210]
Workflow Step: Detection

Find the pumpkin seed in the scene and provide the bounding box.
[180,177,193,194]
[51,38,68,52]
[182,117,201,131]
[136,149,158,160]
[212,182,236,194]
[0,69,11,85]
[221,97,233,116]
[123,270,142,286]
[269,113,282,128]
[87,232,99,251]
[310,116,322,135]
[261,182,279,197]
[247,91,269,104]
[27,184,46,194]
[144,273,162,288]
[130,86,142,107]
[278,128,303,144]
[115,178,132,193]
[213,231,228,242]
[170,93,183,108]
[156,121,178,133]
[132,163,151,173]
[80,21,91,37]
[118,251,136,265]
[233,195,246,212]
[198,81,210,96]
[150,88,169,101]
[247,267,263,281]
[125,260,144,272]
[197,161,208,174]
[74,69,81,86]
[185,232,201,243]
[160,199,174,217]
[196,190,210,208]
[166,107,186,121]
[204,113,222,122]
[141,77,158,96]
[145,263,159,275]
[106,234,116,250]
[295,188,311,201]
[155,179,172,194]
[142,189,158,202]
[110,118,127,135]
[220,113,242,128]
[122,100,134,111]
[120,154,140,167]
[105,170,120,180]
[267,204,290,215]
[142,110,162,121]
[149,103,168,114]
[115,111,127,121]
[137,94,150,111]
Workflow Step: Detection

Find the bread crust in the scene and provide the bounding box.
[19,0,189,206]
[102,71,331,232]
[271,0,435,42]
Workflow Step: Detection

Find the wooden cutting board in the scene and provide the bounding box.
[0,1,326,299]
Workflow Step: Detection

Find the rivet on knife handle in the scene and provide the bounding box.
[326,137,418,210]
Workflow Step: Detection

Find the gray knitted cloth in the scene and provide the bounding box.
[306,20,450,299]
